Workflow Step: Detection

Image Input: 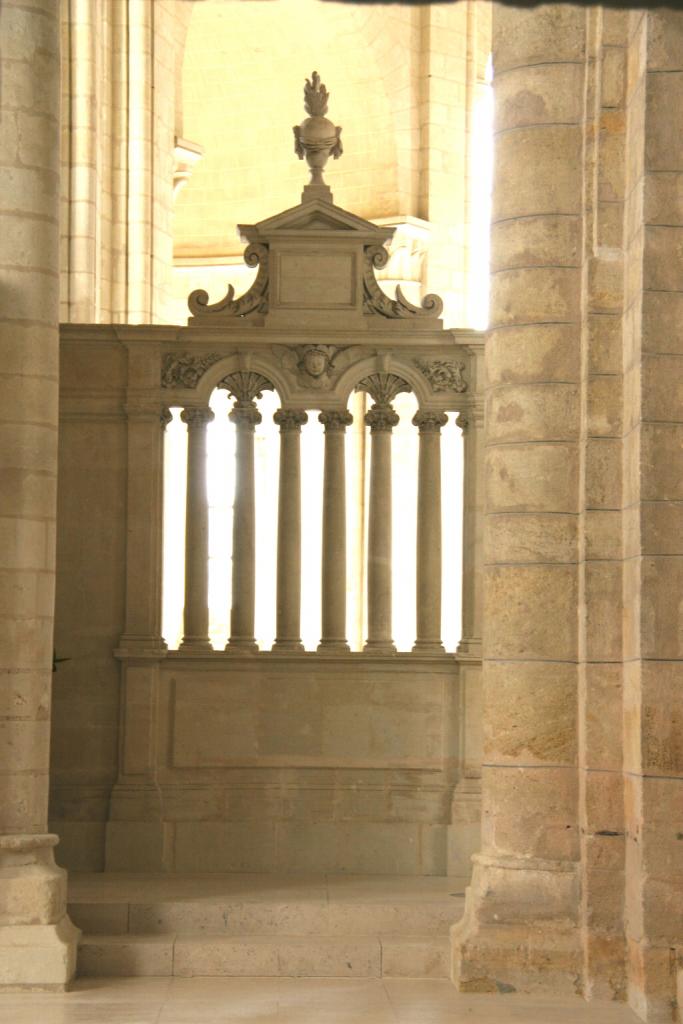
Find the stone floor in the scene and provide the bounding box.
[0,977,644,1023]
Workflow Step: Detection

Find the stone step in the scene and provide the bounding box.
[77,932,450,979]
[68,895,462,938]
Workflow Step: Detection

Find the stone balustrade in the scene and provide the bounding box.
[160,360,477,656]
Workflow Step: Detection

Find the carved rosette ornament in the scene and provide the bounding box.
[319,410,353,433]
[274,409,308,433]
[162,351,223,388]
[293,71,343,198]
[363,245,443,320]
[187,243,269,319]
[413,411,448,434]
[415,358,467,393]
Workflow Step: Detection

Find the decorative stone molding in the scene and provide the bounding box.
[455,412,469,432]
[355,372,411,407]
[415,358,468,393]
[162,351,223,389]
[188,243,269,318]
[160,407,173,429]
[180,407,214,429]
[281,344,347,391]
[363,245,443,319]
[319,410,353,432]
[218,371,274,405]
[293,71,343,203]
[413,411,448,433]
[274,409,308,432]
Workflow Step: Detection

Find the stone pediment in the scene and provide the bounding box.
[239,199,394,245]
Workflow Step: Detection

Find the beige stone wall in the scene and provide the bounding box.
[621,10,683,1020]
[59,0,180,323]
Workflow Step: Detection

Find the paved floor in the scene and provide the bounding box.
[0,977,643,1023]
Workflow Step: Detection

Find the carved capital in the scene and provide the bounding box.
[180,407,215,429]
[274,409,308,432]
[160,407,173,429]
[413,411,448,434]
[218,371,274,404]
[415,358,467,394]
[356,372,411,406]
[162,351,222,389]
[319,410,353,433]
[365,406,399,433]
[229,402,262,430]
[455,412,469,432]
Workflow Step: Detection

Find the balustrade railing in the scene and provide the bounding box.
[161,361,475,656]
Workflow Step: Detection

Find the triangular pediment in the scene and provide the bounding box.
[239,199,394,244]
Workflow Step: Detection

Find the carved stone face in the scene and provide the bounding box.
[303,347,328,378]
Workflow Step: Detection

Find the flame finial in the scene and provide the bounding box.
[293,71,342,203]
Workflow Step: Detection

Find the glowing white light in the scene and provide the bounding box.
[162,409,187,650]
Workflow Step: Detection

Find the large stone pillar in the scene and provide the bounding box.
[0,0,79,985]
[452,3,585,993]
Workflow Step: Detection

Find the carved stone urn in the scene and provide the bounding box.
[293,71,342,201]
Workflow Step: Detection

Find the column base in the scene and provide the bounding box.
[412,640,446,655]
[363,640,396,655]
[179,637,213,651]
[225,638,259,653]
[451,853,582,995]
[456,637,482,660]
[272,640,305,653]
[0,835,79,989]
[0,918,80,990]
[317,640,350,653]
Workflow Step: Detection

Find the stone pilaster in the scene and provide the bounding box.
[452,3,586,993]
[273,409,308,652]
[319,411,353,652]
[0,0,78,986]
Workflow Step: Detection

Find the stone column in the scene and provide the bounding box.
[457,404,485,659]
[364,405,398,653]
[227,400,260,651]
[179,407,214,650]
[319,411,353,652]
[273,410,308,652]
[452,3,585,994]
[449,403,485,878]
[0,0,79,986]
[413,411,447,653]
